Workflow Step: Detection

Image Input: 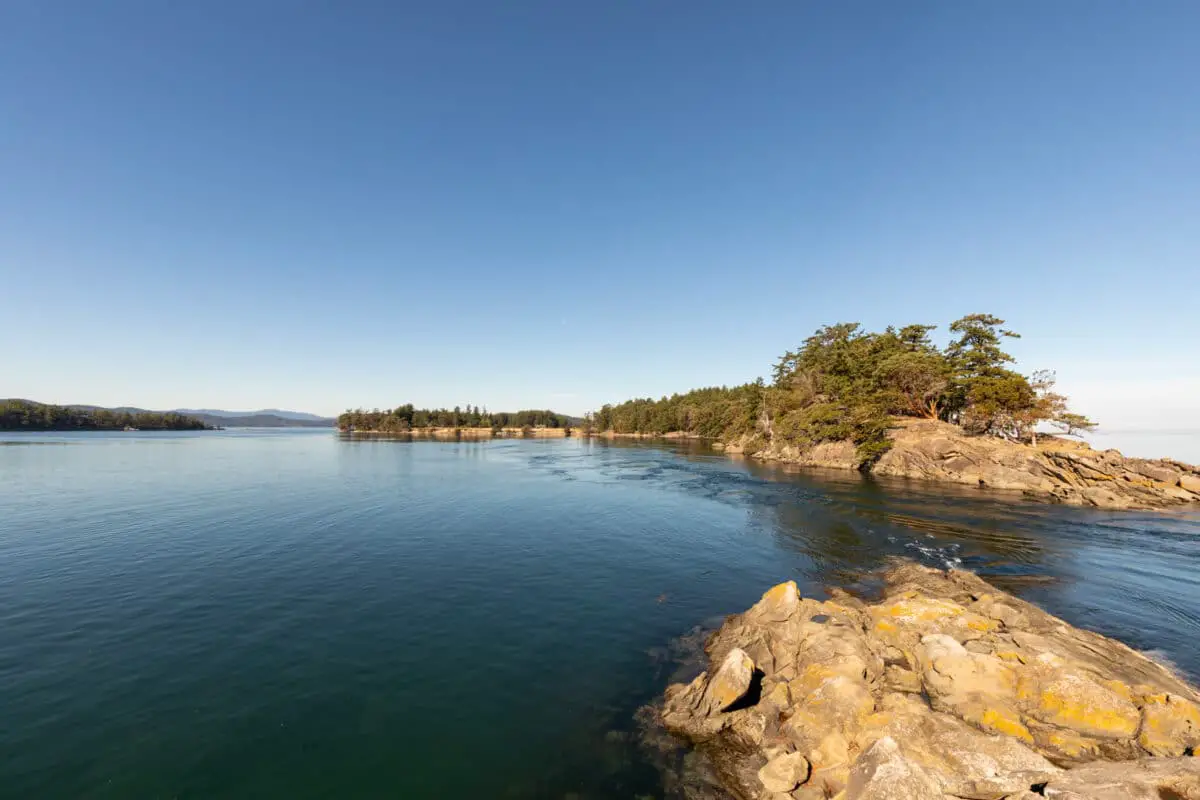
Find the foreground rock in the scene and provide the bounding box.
[730,418,1200,510]
[659,564,1200,799]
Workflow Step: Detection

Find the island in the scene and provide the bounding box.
[338,406,578,437]
[0,400,210,431]
[653,563,1200,799]
[589,313,1200,510]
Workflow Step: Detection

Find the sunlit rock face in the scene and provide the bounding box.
[658,563,1200,800]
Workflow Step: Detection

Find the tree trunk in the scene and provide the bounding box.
[758,402,773,439]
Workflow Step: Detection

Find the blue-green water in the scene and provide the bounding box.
[2,430,1198,798]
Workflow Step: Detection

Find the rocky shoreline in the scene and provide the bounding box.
[654,563,1200,799]
[718,418,1200,511]
[340,426,572,438]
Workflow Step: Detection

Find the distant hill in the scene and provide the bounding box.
[63,404,334,428]
[185,412,334,428]
[174,408,330,422]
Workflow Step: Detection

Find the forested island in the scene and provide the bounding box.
[338,405,574,433]
[591,313,1200,510]
[0,400,210,431]
[593,314,1093,463]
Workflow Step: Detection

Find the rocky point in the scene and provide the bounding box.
[658,563,1200,799]
[726,418,1200,511]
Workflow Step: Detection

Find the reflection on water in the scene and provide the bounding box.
[1,431,1197,799]
[588,436,1200,680]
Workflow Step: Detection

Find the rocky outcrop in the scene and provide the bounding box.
[659,564,1200,799]
[739,418,1200,510]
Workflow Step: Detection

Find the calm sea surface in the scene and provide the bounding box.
[2,430,1198,798]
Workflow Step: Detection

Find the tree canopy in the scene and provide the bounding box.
[0,400,210,431]
[592,314,1095,466]
[338,405,573,432]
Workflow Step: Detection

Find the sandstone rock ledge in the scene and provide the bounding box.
[660,564,1200,799]
[724,418,1200,510]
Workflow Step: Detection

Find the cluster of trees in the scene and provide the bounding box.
[592,314,1096,466]
[338,404,574,432]
[592,385,765,440]
[0,400,209,431]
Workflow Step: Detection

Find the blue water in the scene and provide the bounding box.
[1,430,1198,798]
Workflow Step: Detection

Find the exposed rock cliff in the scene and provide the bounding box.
[726,418,1200,510]
[658,564,1200,799]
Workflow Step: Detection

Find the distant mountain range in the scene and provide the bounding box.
[173,408,331,423]
[64,405,335,428]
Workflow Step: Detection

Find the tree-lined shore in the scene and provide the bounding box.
[338,405,574,433]
[0,400,210,431]
[592,314,1095,467]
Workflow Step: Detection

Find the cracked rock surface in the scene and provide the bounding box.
[659,564,1200,799]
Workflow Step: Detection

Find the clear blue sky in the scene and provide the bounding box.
[3,1,1198,427]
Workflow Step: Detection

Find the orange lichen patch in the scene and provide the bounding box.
[874,619,898,633]
[881,598,966,623]
[995,650,1026,664]
[1032,674,1140,739]
[704,649,756,711]
[792,663,845,697]
[763,680,792,709]
[1101,679,1133,703]
[752,581,801,619]
[978,706,1034,744]
[1043,728,1099,759]
[1138,693,1200,756]
[966,617,998,632]
[761,581,799,606]
[1122,476,1157,488]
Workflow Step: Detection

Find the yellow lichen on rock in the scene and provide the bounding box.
[700,647,757,713]
[752,580,800,620]
[762,679,791,709]
[1042,728,1100,760]
[966,616,998,632]
[872,597,998,642]
[980,706,1035,744]
[1101,678,1134,702]
[1139,693,1200,756]
[1030,674,1141,739]
[791,663,844,697]
[881,597,965,623]
[659,564,1200,800]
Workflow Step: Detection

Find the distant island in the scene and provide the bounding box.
[589,313,1200,510]
[172,409,334,428]
[1,400,210,431]
[339,406,576,434]
[1,401,336,430]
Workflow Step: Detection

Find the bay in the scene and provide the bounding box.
[1,430,1198,798]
